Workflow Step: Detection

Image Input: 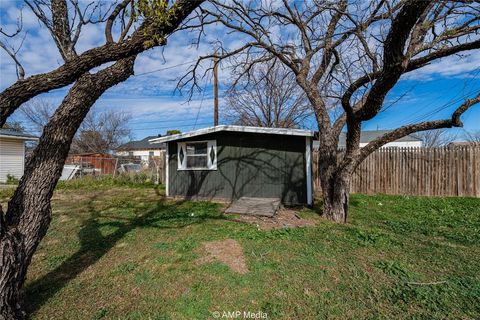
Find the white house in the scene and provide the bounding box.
[0,129,39,183]
[116,135,165,162]
[313,130,423,149]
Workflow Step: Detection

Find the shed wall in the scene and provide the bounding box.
[168,131,307,205]
[0,138,25,183]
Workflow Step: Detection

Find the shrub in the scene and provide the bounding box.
[55,173,157,191]
[6,174,19,185]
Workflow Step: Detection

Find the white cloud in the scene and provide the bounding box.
[75,22,105,54]
[6,4,40,29]
[91,94,221,138]
[95,93,215,117]
[404,51,480,81]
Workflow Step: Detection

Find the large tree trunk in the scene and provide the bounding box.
[321,170,351,223]
[0,57,135,320]
[316,139,352,223]
[0,223,27,320]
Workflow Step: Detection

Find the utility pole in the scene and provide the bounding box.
[213,53,219,126]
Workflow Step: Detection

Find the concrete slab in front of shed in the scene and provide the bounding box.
[225,197,280,217]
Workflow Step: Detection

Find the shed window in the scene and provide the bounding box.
[177,140,217,170]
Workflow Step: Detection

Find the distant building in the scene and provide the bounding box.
[116,135,165,162]
[313,130,423,149]
[447,141,480,148]
[0,129,39,183]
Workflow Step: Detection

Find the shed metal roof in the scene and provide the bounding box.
[0,128,39,141]
[149,125,315,144]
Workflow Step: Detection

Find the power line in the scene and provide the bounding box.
[19,109,215,128]
[193,82,208,130]
[128,122,214,131]
[380,81,421,115]
[133,60,198,77]
[128,115,212,125]
[373,66,480,130]
[14,115,215,127]
[16,121,215,134]
[387,69,480,128]
[408,86,480,125]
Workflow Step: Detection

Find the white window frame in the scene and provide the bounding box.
[177,140,217,171]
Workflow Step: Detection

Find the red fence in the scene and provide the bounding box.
[64,152,166,183]
[65,154,117,175]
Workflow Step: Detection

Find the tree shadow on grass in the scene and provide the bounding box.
[25,187,226,316]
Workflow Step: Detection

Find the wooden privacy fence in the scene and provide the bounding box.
[313,146,480,197]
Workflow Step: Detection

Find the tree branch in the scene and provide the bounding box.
[353,0,434,121]
[119,1,135,42]
[51,0,76,60]
[0,40,25,79]
[358,92,480,162]
[310,0,347,85]
[341,38,480,114]
[105,0,132,43]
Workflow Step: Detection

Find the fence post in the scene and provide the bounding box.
[155,157,160,185]
[113,158,118,178]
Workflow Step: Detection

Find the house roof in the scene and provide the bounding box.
[117,135,165,151]
[448,141,480,147]
[0,128,39,141]
[311,130,422,149]
[337,130,421,147]
[149,125,315,144]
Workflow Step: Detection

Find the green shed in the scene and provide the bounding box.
[149,125,314,206]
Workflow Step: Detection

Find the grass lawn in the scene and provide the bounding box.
[1,178,479,319]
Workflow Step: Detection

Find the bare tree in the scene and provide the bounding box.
[413,129,456,147]
[0,122,25,132]
[0,1,203,318]
[225,61,311,128]
[19,101,131,153]
[19,99,56,133]
[0,9,26,80]
[463,130,480,143]
[183,0,480,223]
[71,110,132,153]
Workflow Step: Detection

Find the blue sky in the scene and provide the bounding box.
[1,0,479,140]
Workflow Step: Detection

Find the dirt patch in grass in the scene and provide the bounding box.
[234,208,317,230]
[197,239,248,274]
